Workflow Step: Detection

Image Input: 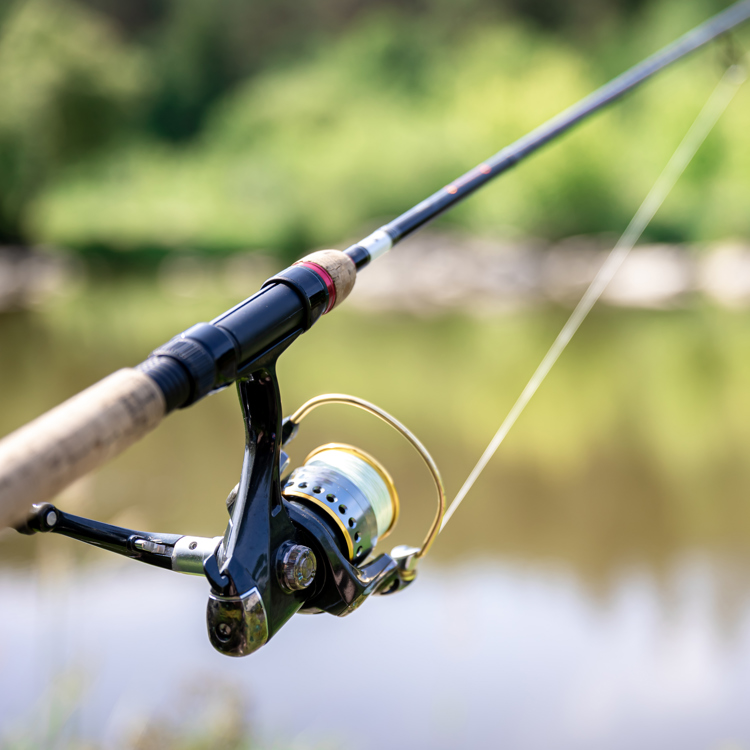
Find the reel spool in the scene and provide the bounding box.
[283,443,399,563]
[281,394,444,571]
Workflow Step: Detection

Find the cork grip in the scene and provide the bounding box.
[300,250,356,309]
[0,368,166,529]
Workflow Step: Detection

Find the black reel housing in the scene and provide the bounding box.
[18,340,419,657]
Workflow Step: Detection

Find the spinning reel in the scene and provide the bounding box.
[19,360,444,657]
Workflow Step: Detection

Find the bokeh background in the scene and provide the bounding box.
[2,0,750,747]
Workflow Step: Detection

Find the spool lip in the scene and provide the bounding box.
[283,489,355,559]
[305,443,400,539]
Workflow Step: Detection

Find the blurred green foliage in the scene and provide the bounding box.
[0,0,748,256]
[0,0,145,242]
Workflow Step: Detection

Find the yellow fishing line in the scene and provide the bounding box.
[441,64,746,532]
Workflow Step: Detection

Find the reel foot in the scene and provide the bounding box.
[207,588,268,657]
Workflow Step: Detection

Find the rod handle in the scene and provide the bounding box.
[0,369,165,529]
[299,250,356,309]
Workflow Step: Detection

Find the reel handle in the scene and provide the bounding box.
[0,369,165,529]
[18,501,223,573]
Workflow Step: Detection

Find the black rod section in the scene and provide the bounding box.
[345,0,750,268]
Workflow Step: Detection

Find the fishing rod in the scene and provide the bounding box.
[2,0,749,658]
[343,0,750,268]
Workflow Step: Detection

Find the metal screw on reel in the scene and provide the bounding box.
[277,542,317,592]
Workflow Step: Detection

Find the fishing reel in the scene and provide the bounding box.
[201,389,443,657]
[18,350,444,658]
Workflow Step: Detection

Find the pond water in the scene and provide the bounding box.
[2,277,750,747]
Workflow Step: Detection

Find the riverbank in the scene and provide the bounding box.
[4,233,750,314]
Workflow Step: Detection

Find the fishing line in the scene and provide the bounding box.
[306,448,396,534]
[440,63,746,532]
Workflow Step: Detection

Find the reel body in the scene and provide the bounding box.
[19,340,443,657]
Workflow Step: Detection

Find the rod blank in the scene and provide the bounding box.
[345,0,750,267]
